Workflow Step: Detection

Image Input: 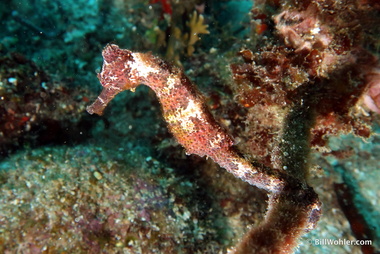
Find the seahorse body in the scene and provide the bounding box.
[87,44,285,193]
[87,44,322,253]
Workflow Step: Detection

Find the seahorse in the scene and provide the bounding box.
[87,44,321,253]
[87,44,286,193]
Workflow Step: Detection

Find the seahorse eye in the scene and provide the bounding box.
[102,44,134,66]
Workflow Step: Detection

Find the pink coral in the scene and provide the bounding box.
[364,68,380,114]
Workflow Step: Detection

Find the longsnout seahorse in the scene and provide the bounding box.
[87,44,321,253]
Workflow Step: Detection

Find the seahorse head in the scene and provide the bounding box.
[87,44,137,115]
[98,44,138,91]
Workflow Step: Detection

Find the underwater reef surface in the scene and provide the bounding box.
[0,0,380,253]
[0,131,379,253]
[0,145,261,253]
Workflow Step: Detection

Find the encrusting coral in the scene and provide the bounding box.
[0,53,90,156]
[87,44,321,253]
